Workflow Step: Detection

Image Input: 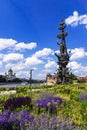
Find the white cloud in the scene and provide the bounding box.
[0,38,37,51]
[66,11,79,26]
[16,70,29,78]
[5,62,26,71]
[16,67,37,79]
[37,69,52,79]
[34,48,53,58]
[25,48,53,69]
[65,11,87,28]
[68,61,87,76]
[25,56,43,66]
[0,61,2,67]
[37,73,46,79]
[0,54,4,59]
[68,48,87,76]
[15,42,37,50]
[3,53,24,62]
[70,48,87,60]
[45,60,57,68]
[0,41,87,79]
[54,50,60,54]
[0,38,17,50]
[68,61,81,70]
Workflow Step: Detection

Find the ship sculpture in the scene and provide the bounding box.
[55,19,70,84]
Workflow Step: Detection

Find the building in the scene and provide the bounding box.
[83,76,87,83]
[5,68,16,81]
[46,73,87,84]
[77,76,87,83]
[46,73,58,84]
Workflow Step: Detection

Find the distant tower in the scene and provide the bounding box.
[55,19,70,84]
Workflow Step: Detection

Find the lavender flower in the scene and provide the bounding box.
[26,114,83,130]
[79,93,87,101]
[0,110,84,130]
[0,109,34,130]
[4,96,31,110]
[34,96,63,114]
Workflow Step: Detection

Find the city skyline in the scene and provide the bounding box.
[0,0,87,79]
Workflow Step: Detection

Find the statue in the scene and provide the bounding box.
[55,19,70,84]
[60,41,65,54]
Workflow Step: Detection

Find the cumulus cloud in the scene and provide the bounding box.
[0,39,55,79]
[0,38,17,50]
[25,48,53,70]
[37,69,52,79]
[68,61,81,70]
[68,61,87,76]
[25,56,43,66]
[68,48,87,76]
[15,42,37,50]
[70,48,87,60]
[0,54,4,59]
[5,62,26,71]
[45,60,57,68]
[0,38,37,51]
[0,61,2,66]
[34,48,53,58]
[65,11,87,28]
[16,70,29,78]
[3,53,24,62]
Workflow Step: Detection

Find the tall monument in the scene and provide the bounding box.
[55,19,70,84]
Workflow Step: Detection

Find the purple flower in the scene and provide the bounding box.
[4,96,31,110]
[79,93,87,101]
[34,96,63,114]
[0,109,34,130]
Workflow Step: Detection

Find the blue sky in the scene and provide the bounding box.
[0,0,87,79]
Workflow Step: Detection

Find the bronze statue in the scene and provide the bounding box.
[55,19,70,84]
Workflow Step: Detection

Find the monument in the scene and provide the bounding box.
[55,19,70,84]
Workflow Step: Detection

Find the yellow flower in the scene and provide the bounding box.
[47,102,51,106]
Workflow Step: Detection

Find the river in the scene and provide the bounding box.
[0,83,40,88]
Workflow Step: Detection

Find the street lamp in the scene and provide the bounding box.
[29,69,34,86]
[29,69,35,95]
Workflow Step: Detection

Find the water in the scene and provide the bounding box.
[0,83,40,88]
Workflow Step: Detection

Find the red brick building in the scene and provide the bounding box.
[46,73,58,84]
[77,76,87,83]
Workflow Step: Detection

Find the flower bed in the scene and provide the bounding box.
[4,96,32,111]
[0,110,83,130]
[0,109,34,130]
